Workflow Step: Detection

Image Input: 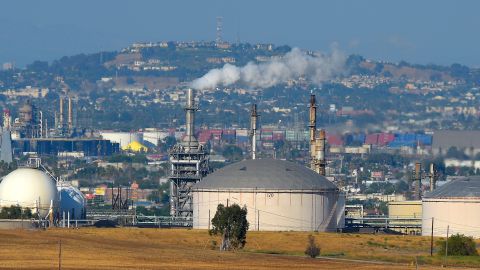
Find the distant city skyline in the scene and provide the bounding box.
[1,0,479,67]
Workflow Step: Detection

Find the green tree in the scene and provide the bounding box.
[209,204,249,251]
[222,145,243,162]
[437,234,478,256]
[0,206,34,219]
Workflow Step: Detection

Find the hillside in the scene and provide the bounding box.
[1,42,478,92]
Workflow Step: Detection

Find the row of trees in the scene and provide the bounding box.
[0,206,36,219]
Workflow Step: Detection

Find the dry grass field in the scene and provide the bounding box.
[0,228,478,269]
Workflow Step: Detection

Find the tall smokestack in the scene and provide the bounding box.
[429,163,436,192]
[59,97,64,130]
[182,88,199,151]
[250,104,259,160]
[316,130,327,176]
[414,162,422,200]
[68,97,73,132]
[308,93,317,170]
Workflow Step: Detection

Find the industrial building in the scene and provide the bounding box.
[192,159,345,231]
[13,138,119,157]
[11,100,43,139]
[388,200,422,234]
[432,130,480,156]
[422,176,480,238]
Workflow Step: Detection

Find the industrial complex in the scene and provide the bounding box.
[0,87,478,242]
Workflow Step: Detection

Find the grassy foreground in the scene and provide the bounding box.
[0,228,478,269]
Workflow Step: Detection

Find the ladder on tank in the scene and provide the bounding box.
[27,157,62,183]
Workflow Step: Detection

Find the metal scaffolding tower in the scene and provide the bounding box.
[169,89,209,217]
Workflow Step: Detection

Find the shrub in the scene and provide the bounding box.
[436,234,478,256]
[305,235,320,258]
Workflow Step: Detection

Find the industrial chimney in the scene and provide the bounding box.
[181,88,199,151]
[414,162,422,200]
[315,130,327,176]
[59,97,64,130]
[68,97,73,133]
[250,104,259,160]
[308,93,317,166]
[429,163,436,192]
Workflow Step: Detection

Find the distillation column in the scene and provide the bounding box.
[250,104,259,160]
[308,94,317,170]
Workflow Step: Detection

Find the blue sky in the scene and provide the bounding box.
[1,0,479,67]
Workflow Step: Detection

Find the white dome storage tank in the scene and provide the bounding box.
[0,168,58,218]
[422,176,480,238]
[193,159,345,231]
[58,185,86,220]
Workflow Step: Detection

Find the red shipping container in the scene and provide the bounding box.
[377,133,395,146]
[326,133,344,146]
[365,134,379,145]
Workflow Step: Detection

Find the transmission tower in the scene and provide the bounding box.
[216,16,223,44]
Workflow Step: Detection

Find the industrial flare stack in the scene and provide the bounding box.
[169,88,209,218]
[429,163,437,192]
[308,93,327,176]
[250,104,259,160]
[55,96,75,137]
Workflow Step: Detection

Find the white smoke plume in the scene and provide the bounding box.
[190,47,346,90]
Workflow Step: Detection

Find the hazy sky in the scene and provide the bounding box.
[1,0,479,67]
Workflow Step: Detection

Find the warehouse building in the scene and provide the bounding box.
[432,130,480,157]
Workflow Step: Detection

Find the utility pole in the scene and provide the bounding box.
[257,210,260,231]
[58,239,62,270]
[444,225,449,267]
[430,217,434,256]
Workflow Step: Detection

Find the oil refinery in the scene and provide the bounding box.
[0,88,478,241]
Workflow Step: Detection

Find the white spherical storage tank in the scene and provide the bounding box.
[0,168,59,218]
[422,176,480,238]
[58,185,86,220]
[99,131,143,148]
[193,159,345,231]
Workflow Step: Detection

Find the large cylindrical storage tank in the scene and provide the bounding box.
[99,131,143,148]
[422,176,480,238]
[0,168,58,218]
[58,185,86,220]
[142,130,169,146]
[193,159,345,231]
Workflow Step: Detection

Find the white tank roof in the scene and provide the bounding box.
[194,159,338,190]
[0,168,58,218]
[424,176,480,199]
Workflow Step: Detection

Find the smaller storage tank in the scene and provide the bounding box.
[422,176,480,238]
[100,131,143,148]
[0,168,58,218]
[58,185,86,220]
